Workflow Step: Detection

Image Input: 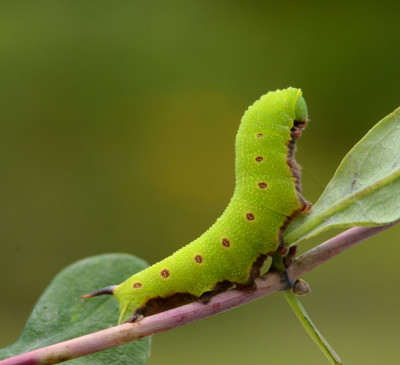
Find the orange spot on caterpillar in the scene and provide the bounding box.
[246,213,255,221]
[133,282,142,289]
[255,156,263,162]
[258,182,267,189]
[222,238,230,247]
[160,269,170,278]
[256,133,263,138]
[194,255,203,263]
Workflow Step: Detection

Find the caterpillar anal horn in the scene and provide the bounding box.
[81,285,117,298]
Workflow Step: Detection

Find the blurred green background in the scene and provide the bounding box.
[1,1,400,364]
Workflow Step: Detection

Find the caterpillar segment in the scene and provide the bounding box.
[82,87,310,324]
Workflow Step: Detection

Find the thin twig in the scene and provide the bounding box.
[288,222,398,280]
[1,222,398,365]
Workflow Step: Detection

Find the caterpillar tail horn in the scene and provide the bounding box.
[81,285,117,298]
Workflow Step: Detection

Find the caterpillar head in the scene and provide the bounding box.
[294,95,308,123]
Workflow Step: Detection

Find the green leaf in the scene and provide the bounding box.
[0,253,151,365]
[285,107,400,244]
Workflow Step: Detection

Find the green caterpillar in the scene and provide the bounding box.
[83,87,310,324]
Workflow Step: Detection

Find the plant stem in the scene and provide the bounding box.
[288,221,398,280]
[0,222,398,365]
[284,290,342,365]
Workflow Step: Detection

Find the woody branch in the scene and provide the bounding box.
[0,222,398,365]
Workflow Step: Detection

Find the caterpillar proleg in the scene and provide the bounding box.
[83,87,310,324]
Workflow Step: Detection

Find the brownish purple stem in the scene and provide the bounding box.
[1,222,398,365]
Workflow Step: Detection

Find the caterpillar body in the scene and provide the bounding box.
[83,87,310,324]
